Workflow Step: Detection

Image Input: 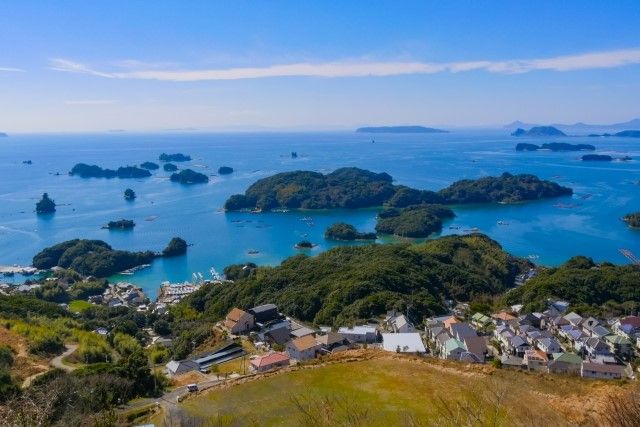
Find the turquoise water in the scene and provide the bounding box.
[1,131,639,297]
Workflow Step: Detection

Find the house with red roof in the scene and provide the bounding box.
[250,352,290,373]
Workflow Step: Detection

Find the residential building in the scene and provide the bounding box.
[524,349,548,372]
[581,362,625,380]
[537,337,562,355]
[316,331,349,353]
[548,352,582,375]
[224,308,255,334]
[382,333,427,354]
[604,334,633,358]
[471,312,491,330]
[338,325,377,343]
[287,335,322,361]
[250,352,290,373]
[249,304,280,324]
[443,338,466,360]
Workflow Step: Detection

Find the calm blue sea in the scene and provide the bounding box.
[1,131,639,297]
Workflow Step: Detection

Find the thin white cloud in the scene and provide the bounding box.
[49,48,640,82]
[0,67,24,72]
[64,100,117,105]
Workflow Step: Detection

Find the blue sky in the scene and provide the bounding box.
[1,1,639,132]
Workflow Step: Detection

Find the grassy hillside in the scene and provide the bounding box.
[179,234,530,326]
[171,352,621,426]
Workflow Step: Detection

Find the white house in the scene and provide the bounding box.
[338,325,377,343]
[382,333,426,353]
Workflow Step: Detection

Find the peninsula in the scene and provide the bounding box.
[325,223,376,241]
[170,169,209,184]
[224,168,572,211]
[70,163,151,179]
[511,126,567,137]
[356,125,448,134]
[516,142,595,152]
[32,237,187,277]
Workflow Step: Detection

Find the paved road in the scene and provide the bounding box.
[50,344,78,372]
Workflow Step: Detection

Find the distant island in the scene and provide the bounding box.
[324,223,376,241]
[159,153,191,162]
[70,163,151,179]
[218,166,234,175]
[140,161,159,170]
[516,142,595,152]
[581,154,612,162]
[32,237,187,277]
[36,193,56,214]
[104,219,135,230]
[0,132,7,137]
[356,126,448,134]
[375,204,455,238]
[294,240,316,249]
[623,212,640,228]
[589,130,640,138]
[505,118,640,135]
[124,188,136,200]
[163,163,178,172]
[170,169,209,184]
[511,126,567,137]
[224,167,572,211]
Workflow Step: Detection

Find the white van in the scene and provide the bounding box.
[186,383,199,392]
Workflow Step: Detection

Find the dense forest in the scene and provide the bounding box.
[177,234,530,326]
[224,168,572,211]
[504,256,640,316]
[375,204,455,238]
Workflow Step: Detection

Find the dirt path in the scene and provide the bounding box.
[50,344,78,372]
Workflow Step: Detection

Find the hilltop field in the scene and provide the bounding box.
[156,350,629,427]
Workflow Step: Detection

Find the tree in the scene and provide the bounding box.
[36,193,56,214]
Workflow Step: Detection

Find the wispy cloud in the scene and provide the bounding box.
[64,99,117,105]
[49,48,640,82]
[0,67,24,72]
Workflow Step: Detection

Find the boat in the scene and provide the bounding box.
[247,250,260,255]
[497,220,509,225]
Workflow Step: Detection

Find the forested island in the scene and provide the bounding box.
[511,126,567,137]
[325,223,376,241]
[163,163,178,172]
[581,154,612,161]
[516,142,595,152]
[140,161,159,170]
[181,234,530,325]
[32,237,187,277]
[169,169,209,184]
[104,219,135,230]
[70,163,151,179]
[375,204,455,238]
[356,126,448,134]
[124,188,136,200]
[35,193,56,214]
[224,168,572,211]
[623,212,640,228]
[218,166,234,175]
[294,240,315,249]
[159,153,191,162]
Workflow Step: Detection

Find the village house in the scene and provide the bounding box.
[604,334,633,358]
[613,316,640,339]
[462,335,488,362]
[576,337,612,358]
[548,352,582,375]
[537,337,562,355]
[255,319,291,345]
[500,354,524,369]
[338,325,377,343]
[249,304,280,325]
[442,338,466,360]
[491,311,517,326]
[250,352,290,373]
[287,335,322,361]
[224,308,255,335]
[316,331,349,353]
[449,322,477,341]
[581,362,626,380]
[471,312,491,330]
[382,333,427,354]
[524,349,548,372]
[384,311,415,333]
